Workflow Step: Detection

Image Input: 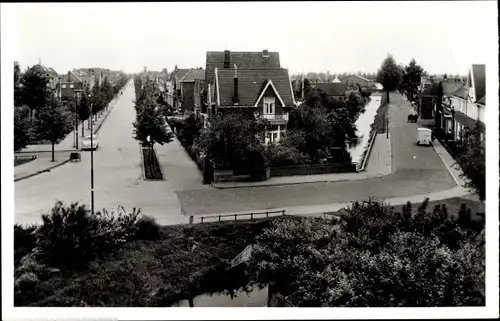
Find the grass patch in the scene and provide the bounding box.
[15,217,285,307]
[142,148,163,180]
[14,156,36,167]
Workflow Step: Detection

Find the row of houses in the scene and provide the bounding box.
[22,62,123,103]
[417,64,485,142]
[164,50,380,144]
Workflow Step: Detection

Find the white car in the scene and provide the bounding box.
[82,134,99,150]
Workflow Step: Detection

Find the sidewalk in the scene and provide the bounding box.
[212,132,392,189]
[14,95,120,181]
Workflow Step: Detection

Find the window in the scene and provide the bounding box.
[263,97,275,114]
[70,84,74,89]
[62,84,67,89]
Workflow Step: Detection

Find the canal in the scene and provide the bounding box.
[348,94,382,164]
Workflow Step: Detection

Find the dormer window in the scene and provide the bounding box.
[262,49,269,57]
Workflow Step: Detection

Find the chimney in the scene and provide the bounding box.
[224,50,230,68]
[262,49,269,57]
[233,64,239,105]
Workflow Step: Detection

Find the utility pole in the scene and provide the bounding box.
[89,93,95,215]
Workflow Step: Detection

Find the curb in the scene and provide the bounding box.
[431,140,463,187]
[16,149,77,154]
[14,159,71,182]
[211,172,390,189]
[94,98,118,134]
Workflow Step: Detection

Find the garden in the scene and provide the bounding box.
[14,195,485,307]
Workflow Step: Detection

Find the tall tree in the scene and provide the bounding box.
[33,98,72,161]
[133,93,173,149]
[19,67,51,121]
[78,92,91,136]
[376,54,403,103]
[404,59,424,102]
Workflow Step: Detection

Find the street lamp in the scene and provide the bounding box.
[88,92,95,215]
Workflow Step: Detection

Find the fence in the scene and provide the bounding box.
[358,132,377,172]
[191,209,286,224]
[270,162,357,177]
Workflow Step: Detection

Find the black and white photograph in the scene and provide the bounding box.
[1,1,498,319]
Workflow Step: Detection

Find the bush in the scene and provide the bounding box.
[266,143,311,167]
[14,224,37,265]
[135,215,161,240]
[33,202,143,268]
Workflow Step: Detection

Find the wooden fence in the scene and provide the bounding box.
[191,209,286,224]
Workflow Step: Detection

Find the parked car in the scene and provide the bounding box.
[82,134,99,150]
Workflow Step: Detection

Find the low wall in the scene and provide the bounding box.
[270,162,357,177]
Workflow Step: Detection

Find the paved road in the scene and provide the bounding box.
[15,82,205,226]
[177,92,456,216]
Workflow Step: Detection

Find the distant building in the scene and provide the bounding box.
[166,66,190,109]
[57,70,84,101]
[311,82,348,101]
[341,74,372,88]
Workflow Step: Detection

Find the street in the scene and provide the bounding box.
[176,92,457,215]
[15,90,457,225]
[15,81,206,226]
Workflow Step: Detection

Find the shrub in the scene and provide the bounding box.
[14,272,41,306]
[14,224,37,265]
[135,215,161,240]
[266,143,311,167]
[33,201,142,268]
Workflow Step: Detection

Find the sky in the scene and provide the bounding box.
[2,1,497,75]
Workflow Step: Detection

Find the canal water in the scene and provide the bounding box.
[173,286,268,307]
[348,94,382,164]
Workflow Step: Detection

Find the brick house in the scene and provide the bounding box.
[311,82,348,101]
[212,67,296,145]
[418,78,463,123]
[29,63,59,89]
[57,70,84,101]
[204,50,281,121]
[179,68,205,112]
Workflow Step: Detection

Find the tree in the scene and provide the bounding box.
[456,124,485,201]
[78,92,91,136]
[14,62,23,107]
[196,112,269,170]
[33,98,72,161]
[132,93,173,149]
[376,54,403,103]
[404,59,424,102]
[14,107,31,152]
[19,67,51,122]
[245,199,485,307]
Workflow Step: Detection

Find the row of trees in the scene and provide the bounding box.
[291,71,379,83]
[132,75,173,149]
[14,63,129,160]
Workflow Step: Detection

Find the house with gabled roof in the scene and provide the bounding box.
[447,64,485,141]
[311,82,349,101]
[204,50,281,114]
[211,66,296,144]
[180,68,205,112]
[166,66,191,109]
[341,74,372,88]
[56,70,84,101]
[418,78,463,123]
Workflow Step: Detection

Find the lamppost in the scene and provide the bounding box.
[88,92,95,215]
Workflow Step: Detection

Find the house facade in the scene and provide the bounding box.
[180,68,205,112]
[212,67,296,145]
[418,78,462,122]
[57,70,84,101]
[341,74,372,88]
[445,64,485,141]
[166,66,190,109]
